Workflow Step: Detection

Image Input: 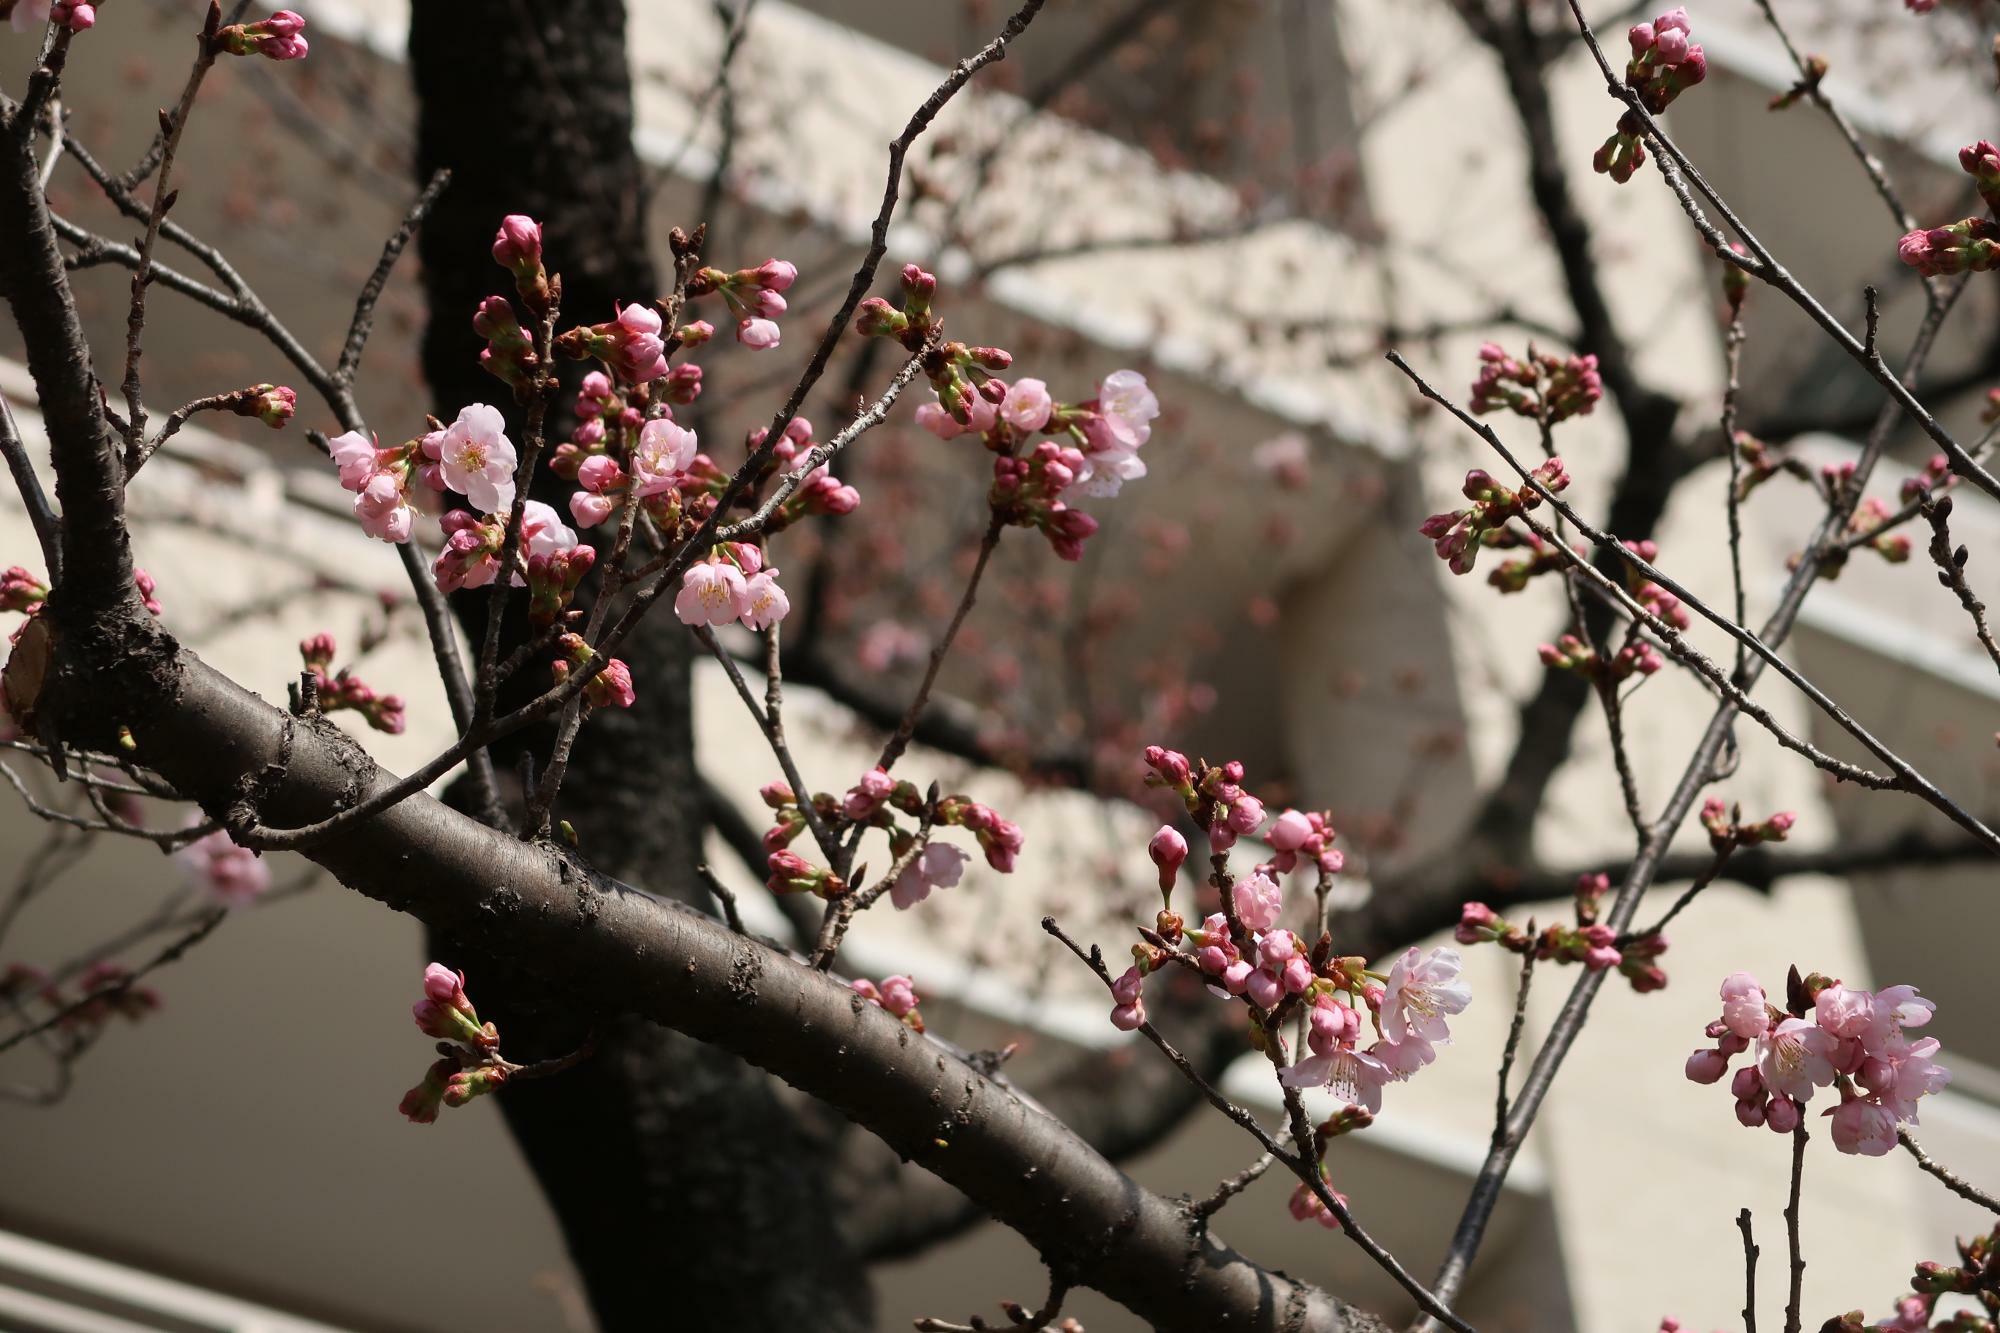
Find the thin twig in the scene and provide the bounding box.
[0,397,61,580]
[1492,942,1536,1138]
[1738,1208,1760,1333]
[0,908,227,1057]
[1782,1125,1807,1333]
[1898,1128,2000,1215]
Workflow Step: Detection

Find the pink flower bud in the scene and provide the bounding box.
[1685,1049,1729,1084]
[737,317,781,350]
[1147,825,1188,890]
[492,215,543,275]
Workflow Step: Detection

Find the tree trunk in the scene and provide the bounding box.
[407,5,871,1328]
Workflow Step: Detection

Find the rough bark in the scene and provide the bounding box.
[408,5,868,1328]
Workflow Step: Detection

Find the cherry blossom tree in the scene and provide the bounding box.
[2,3,1999,1332]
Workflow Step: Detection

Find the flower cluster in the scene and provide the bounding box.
[1899,141,2000,276]
[176,827,271,908]
[1457,890,1670,994]
[214,10,308,59]
[674,542,790,631]
[433,500,580,594]
[1539,631,1662,682]
[1468,343,1603,424]
[0,565,46,616]
[1419,461,1571,576]
[399,963,511,1124]
[12,0,96,33]
[872,264,1157,560]
[1683,967,1949,1155]
[1594,8,1707,183]
[1,962,158,1034]
[687,260,795,350]
[549,633,636,711]
[1113,746,1460,1164]
[1697,797,1796,850]
[851,974,923,1031]
[298,633,405,734]
[757,773,1019,906]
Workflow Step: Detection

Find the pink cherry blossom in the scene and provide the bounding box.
[354,471,414,544]
[1000,378,1053,434]
[1755,1016,1837,1102]
[1279,1043,1392,1113]
[674,560,748,626]
[571,491,616,528]
[631,417,698,495]
[1719,972,1769,1039]
[1231,868,1283,932]
[915,401,963,440]
[889,841,969,911]
[739,569,790,631]
[1828,1095,1899,1156]
[1380,946,1472,1044]
[439,403,518,513]
[177,828,270,908]
[327,429,378,490]
[876,975,919,1018]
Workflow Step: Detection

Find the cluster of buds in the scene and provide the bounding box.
[1594,8,1707,182]
[1468,343,1604,424]
[739,417,862,534]
[526,544,595,628]
[1142,746,1269,852]
[1731,432,1806,501]
[1897,218,2000,277]
[1,566,47,615]
[851,975,923,1031]
[991,439,1100,561]
[1621,541,1692,631]
[223,383,296,430]
[1698,797,1797,851]
[1456,889,1668,993]
[298,633,406,734]
[1487,532,1577,594]
[673,544,790,631]
[399,964,517,1124]
[0,962,156,1036]
[214,9,308,58]
[1683,967,1949,1155]
[1420,461,1572,576]
[1816,1221,1999,1333]
[1900,144,2000,275]
[687,260,795,350]
[558,304,670,384]
[1901,453,1954,504]
[549,633,636,711]
[1537,631,1663,682]
[570,415,700,528]
[1115,744,1459,1213]
[432,501,582,594]
[61,961,162,1029]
